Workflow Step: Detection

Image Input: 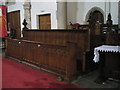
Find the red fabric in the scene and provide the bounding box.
[1,57,87,89]
[72,23,80,26]
[0,5,8,38]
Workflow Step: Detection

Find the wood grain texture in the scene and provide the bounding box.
[5,38,77,81]
[22,29,90,72]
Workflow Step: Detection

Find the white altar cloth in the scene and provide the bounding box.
[93,45,120,63]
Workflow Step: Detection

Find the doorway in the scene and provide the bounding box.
[38,14,51,30]
[89,10,104,47]
[7,10,21,38]
[89,10,104,26]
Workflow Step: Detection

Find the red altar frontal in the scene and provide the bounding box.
[0,5,8,38]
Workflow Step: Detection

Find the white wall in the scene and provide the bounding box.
[110,2,118,24]
[118,1,120,28]
[31,1,57,29]
[67,1,118,25]
[67,2,78,25]
[7,1,58,30]
[80,2,105,24]
[7,1,119,31]
[57,2,67,29]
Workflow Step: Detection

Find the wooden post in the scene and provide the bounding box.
[65,41,77,81]
[22,19,28,37]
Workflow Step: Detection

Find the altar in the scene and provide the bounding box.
[93,45,120,84]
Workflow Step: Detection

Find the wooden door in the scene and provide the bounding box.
[89,10,104,26]
[89,10,104,34]
[7,10,21,38]
[89,10,104,49]
[39,14,51,29]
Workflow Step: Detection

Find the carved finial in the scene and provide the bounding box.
[108,13,111,20]
[22,19,28,30]
[106,13,113,27]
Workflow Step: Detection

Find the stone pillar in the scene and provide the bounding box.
[118,1,120,28]
[57,1,67,29]
[23,0,31,29]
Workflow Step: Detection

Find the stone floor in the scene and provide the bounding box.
[0,48,120,89]
[72,70,120,89]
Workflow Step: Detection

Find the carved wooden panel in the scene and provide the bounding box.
[22,30,90,72]
[6,38,77,80]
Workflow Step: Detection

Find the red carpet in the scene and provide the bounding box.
[1,57,86,89]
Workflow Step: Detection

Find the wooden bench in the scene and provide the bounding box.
[5,38,77,80]
[22,29,90,72]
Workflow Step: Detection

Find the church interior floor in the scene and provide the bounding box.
[0,48,120,89]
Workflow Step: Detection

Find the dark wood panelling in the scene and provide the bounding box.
[6,38,77,81]
[106,32,120,45]
[22,29,90,72]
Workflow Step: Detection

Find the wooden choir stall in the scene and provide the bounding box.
[93,31,120,84]
[5,19,91,81]
[93,14,120,83]
[5,18,120,81]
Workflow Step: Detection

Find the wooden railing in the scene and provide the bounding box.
[5,38,77,80]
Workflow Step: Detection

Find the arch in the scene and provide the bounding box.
[85,7,105,24]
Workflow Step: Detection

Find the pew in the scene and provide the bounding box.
[5,17,120,81]
[22,29,90,72]
[5,20,91,81]
[5,38,77,80]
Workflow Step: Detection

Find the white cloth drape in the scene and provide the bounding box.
[93,45,120,63]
